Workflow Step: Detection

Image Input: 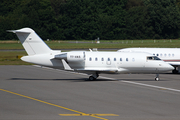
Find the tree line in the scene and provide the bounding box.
[0,0,180,40]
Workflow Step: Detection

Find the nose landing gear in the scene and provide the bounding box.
[155,76,159,81]
[155,69,159,81]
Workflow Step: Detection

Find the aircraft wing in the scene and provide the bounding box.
[169,62,180,66]
[59,58,127,74]
[61,60,119,73]
[76,68,119,74]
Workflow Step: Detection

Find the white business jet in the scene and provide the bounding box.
[118,48,180,74]
[8,28,173,81]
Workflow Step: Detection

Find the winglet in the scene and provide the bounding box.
[89,49,92,52]
[61,59,73,71]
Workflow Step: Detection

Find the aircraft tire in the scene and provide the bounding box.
[155,77,159,81]
[89,76,95,81]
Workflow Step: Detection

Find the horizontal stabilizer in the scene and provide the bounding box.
[7,29,31,33]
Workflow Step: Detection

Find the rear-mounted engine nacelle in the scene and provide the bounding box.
[55,51,85,62]
[67,51,85,62]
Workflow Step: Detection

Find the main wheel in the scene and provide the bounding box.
[89,76,95,81]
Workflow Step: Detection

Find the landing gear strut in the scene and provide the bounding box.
[155,69,159,81]
[155,73,159,81]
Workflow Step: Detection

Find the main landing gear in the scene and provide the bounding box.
[89,73,99,80]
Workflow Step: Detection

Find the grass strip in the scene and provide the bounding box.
[0,40,180,50]
[0,51,32,65]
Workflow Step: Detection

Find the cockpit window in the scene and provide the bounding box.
[147,56,161,60]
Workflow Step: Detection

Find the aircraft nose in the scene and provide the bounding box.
[161,63,174,71]
[169,65,174,70]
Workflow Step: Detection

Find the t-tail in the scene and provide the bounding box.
[7,28,52,55]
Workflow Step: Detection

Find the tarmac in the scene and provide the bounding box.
[0,65,180,120]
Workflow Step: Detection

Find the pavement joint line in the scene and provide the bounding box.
[0,88,115,120]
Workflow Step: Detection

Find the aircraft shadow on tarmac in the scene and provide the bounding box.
[8,77,169,82]
[118,79,167,81]
[8,78,168,82]
[8,78,113,82]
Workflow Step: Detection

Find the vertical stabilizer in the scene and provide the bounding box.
[8,28,51,55]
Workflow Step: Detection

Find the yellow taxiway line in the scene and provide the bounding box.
[59,114,119,116]
[0,88,119,120]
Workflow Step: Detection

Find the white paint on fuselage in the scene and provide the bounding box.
[21,51,64,68]
[22,51,173,74]
[84,51,172,73]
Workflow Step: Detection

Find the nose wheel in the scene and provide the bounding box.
[155,73,159,81]
[155,77,159,81]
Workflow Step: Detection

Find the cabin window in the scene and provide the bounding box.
[114,58,116,61]
[89,57,92,61]
[153,53,155,55]
[132,58,135,62]
[126,58,128,61]
[101,58,104,61]
[172,54,174,57]
[164,54,166,57]
[120,58,122,61]
[108,58,110,61]
[156,54,159,56]
[168,54,171,57]
[160,54,162,57]
[95,57,98,61]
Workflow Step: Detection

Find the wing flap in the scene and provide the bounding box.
[76,68,119,73]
